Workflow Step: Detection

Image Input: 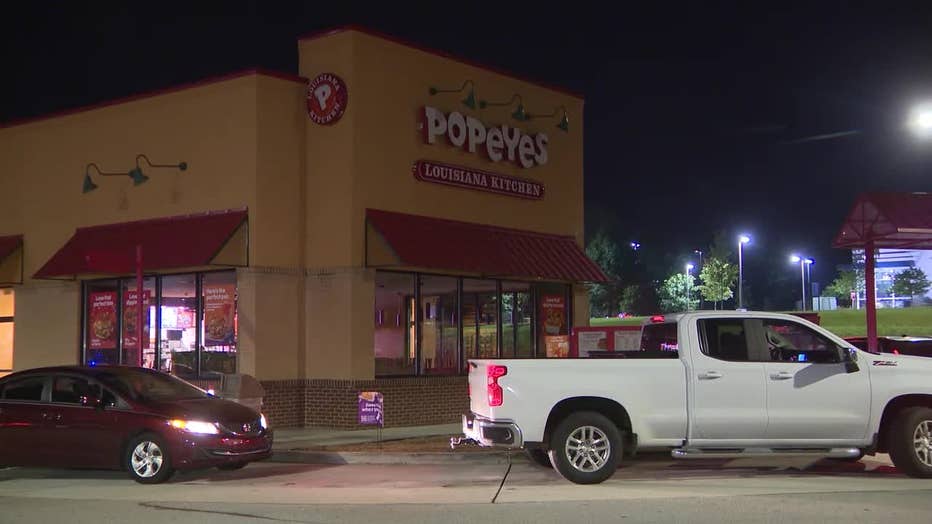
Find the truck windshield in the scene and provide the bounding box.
[640,323,678,353]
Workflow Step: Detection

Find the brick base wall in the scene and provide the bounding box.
[259,376,468,429]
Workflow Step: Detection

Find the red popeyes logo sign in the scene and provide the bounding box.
[306,73,348,125]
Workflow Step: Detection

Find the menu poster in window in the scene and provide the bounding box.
[545,335,570,358]
[122,290,151,349]
[88,292,117,350]
[204,284,236,346]
[540,295,566,336]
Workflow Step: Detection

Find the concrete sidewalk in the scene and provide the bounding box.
[269,423,518,465]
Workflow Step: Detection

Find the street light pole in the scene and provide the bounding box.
[738,235,750,309]
[694,250,703,310]
[790,255,806,310]
[805,258,814,310]
[685,263,694,311]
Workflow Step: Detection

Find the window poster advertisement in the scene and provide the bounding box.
[545,335,570,358]
[122,290,151,349]
[204,284,236,346]
[540,294,566,336]
[88,292,117,350]
[541,294,569,357]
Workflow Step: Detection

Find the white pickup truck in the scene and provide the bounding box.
[458,311,932,484]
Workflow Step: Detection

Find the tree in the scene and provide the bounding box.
[824,269,864,307]
[585,230,622,317]
[892,268,931,302]
[697,256,738,309]
[658,273,699,313]
[618,283,659,315]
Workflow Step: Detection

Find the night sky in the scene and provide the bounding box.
[3,2,931,308]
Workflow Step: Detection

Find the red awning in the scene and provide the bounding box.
[0,235,22,262]
[366,209,608,282]
[833,192,932,249]
[34,209,248,279]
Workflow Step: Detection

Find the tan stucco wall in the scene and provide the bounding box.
[0,73,306,375]
[0,29,590,381]
[299,31,586,271]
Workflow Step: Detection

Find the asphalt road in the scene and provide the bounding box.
[1,455,931,523]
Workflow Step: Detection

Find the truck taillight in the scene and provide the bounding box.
[487,365,508,407]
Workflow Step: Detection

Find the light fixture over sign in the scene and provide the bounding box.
[82,155,187,194]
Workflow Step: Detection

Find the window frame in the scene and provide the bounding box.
[752,318,845,365]
[0,374,50,403]
[696,317,758,363]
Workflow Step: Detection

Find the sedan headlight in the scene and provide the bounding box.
[259,413,269,430]
[169,419,220,435]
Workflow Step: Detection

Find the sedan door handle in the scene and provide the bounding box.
[699,371,723,380]
[770,371,794,380]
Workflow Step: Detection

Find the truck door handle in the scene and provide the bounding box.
[770,371,794,380]
[699,371,723,380]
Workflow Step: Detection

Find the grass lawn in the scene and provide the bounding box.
[588,307,932,338]
[817,306,932,337]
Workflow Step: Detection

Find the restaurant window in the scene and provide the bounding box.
[160,274,198,377]
[463,279,499,362]
[201,271,238,376]
[82,271,238,379]
[375,272,416,376]
[502,282,533,358]
[0,289,13,378]
[419,275,458,375]
[120,277,156,369]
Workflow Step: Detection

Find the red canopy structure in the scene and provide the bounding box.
[833,192,932,350]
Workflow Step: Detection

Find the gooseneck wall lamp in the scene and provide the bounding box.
[527,105,570,132]
[83,154,187,193]
[479,94,529,122]
[428,80,477,110]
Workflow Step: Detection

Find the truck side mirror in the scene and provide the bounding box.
[841,347,860,373]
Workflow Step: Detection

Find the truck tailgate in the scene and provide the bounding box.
[467,360,496,418]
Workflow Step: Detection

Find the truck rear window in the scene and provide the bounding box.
[639,323,679,355]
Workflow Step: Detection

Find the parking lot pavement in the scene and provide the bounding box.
[0,453,926,508]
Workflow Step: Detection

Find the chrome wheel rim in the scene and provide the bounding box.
[914,420,932,467]
[131,440,164,478]
[564,425,611,473]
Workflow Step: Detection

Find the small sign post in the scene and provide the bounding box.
[358,391,384,446]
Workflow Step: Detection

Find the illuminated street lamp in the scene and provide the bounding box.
[737,235,751,309]
[630,241,641,251]
[790,255,813,311]
[685,263,694,311]
[909,103,932,138]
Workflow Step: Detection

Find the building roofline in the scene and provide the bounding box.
[0,69,308,130]
[298,25,585,101]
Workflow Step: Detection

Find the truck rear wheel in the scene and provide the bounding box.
[548,411,622,484]
[888,406,932,478]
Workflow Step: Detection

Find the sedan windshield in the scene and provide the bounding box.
[95,367,209,402]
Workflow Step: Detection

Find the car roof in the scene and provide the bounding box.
[0,365,159,382]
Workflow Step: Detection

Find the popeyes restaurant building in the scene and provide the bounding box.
[0,27,605,428]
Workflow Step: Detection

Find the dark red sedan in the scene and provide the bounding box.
[0,365,272,483]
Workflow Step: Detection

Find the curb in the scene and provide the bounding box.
[269,450,522,466]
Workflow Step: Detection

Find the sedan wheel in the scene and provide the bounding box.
[126,433,174,484]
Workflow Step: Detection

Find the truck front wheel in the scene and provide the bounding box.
[888,406,932,478]
[548,411,622,484]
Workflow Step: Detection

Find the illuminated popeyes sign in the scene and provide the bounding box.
[421,106,548,168]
